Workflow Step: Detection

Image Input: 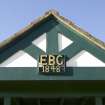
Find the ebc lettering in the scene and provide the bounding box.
[39,55,65,74]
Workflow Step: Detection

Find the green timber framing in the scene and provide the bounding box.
[0,10,105,105]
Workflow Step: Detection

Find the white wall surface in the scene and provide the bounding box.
[0,50,37,67]
[32,33,46,52]
[58,33,73,51]
[66,50,105,67]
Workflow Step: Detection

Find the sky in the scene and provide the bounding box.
[0,0,105,42]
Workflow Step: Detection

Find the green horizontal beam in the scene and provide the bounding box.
[0,67,105,80]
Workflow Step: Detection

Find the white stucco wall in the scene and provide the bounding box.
[32,33,46,52]
[66,50,105,67]
[0,51,37,67]
[58,33,73,51]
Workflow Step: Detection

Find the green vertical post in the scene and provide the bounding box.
[95,97,103,105]
[4,97,11,105]
[47,29,58,54]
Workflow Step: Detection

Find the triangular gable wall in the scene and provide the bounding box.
[0,10,105,67]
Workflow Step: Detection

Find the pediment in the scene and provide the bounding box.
[0,10,105,68]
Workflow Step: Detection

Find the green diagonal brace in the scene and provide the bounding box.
[60,42,83,60]
[24,44,45,60]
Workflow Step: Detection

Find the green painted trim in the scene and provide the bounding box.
[57,23,105,63]
[0,17,59,63]
[1,16,105,64]
[56,24,79,42]
[46,28,58,54]
[0,67,105,80]
[60,42,83,60]
[24,44,45,60]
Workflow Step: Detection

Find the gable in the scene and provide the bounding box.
[0,11,105,68]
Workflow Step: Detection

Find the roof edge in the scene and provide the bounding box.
[52,12,105,51]
[0,10,105,51]
[0,10,53,49]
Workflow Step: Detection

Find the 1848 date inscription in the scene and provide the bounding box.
[39,55,66,74]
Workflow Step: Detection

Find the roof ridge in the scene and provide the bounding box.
[44,9,59,15]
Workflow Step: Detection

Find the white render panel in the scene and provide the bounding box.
[0,51,37,67]
[58,33,73,51]
[66,50,105,67]
[32,33,46,52]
